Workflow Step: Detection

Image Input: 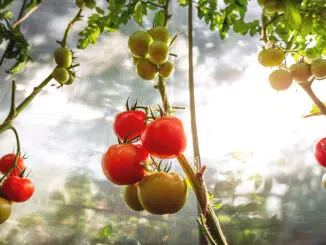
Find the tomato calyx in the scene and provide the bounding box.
[150,156,173,173]
[125,97,139,111]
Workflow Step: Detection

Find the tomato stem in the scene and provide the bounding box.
[0,127,22,183]
[61,9,83,48]
[299,81,326,116]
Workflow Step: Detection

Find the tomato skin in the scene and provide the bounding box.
[0,197,11,224]
[113,110,146,141]
[314,138,326,167]
[138,172,188,215]
[123,182,144,211]
[2,176,34,202]
[0,154,25,177]
[140,116,187,159]
[101,144,148,185]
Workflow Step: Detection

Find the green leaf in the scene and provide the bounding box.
[25,0,42,10]
[0,0,14,10]
[178,0,189,6]
[102,224,112,237]
[133,1,143,26]
[96,7,105,15]
[0,10,12,19]
[154,10,165,27]
[7,57,28,74]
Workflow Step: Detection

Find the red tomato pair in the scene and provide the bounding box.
[0,154,34,202]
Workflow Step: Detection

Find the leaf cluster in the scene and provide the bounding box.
[0,0,41,74]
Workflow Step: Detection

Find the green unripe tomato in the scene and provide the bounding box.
[75,0,85,9]
[123,182,144,211]
[65,72,75,85]
[311,59,326,79]
[128,31,153,58]
[159,61,175,78]
[147,27,171,44]
[136,59,158,80]
[54,47,72,68]
[149,41,169,65]
[0,197,12,224]
[53,67,70,84]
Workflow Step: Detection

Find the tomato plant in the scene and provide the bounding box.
[2,176,35,202]
[141,116,187,159]
[123,182,144,211]
[113,110,146,141]
[314,138,326,168]
[159,61,175,78]
[0,197,11,224]
[101,144,148,185]
[0,154,25,177]
[138,171,188,215]
[258,48,285,67]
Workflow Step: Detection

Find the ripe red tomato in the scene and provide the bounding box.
[0,154,25,176]
[2,176,34,202]
[102,143,148,185]
[140,116,187,159]
[113,110,146,141]
[314,137,326,167]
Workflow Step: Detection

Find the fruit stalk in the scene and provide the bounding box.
[299,82,326,116]
[60,9,83,48]
[177,154,228,245]
[0,127,22,183]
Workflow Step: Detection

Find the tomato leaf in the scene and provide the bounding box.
[133,1,143,26]
[0,0,13,10]
[154,10,165,27]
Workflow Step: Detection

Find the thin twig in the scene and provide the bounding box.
[60,9,83,48]
[12,3,42,28]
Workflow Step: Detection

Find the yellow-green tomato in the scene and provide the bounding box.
[149,41,169,65]
[311,59,326,79]
[268,69,293,91]
[0,197,12,224]
[289,63,312,83]
[65,72,75,85]
[53,67,70,84]
[128,31,153,58]
[123,182,144,211]
[138,172,188,215]
[258,48,285,67]
[136,59,158,80]
[159,61,175,78]
[147,27,171,44]
[54,48,72,68]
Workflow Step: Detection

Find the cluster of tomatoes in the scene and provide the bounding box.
[0,154,34,224]
[258,47,326,91]
[128,27,175,80]
[101,103,188,215]
[52,47,75,86]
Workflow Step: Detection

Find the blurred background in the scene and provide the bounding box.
[1,1,326,244]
